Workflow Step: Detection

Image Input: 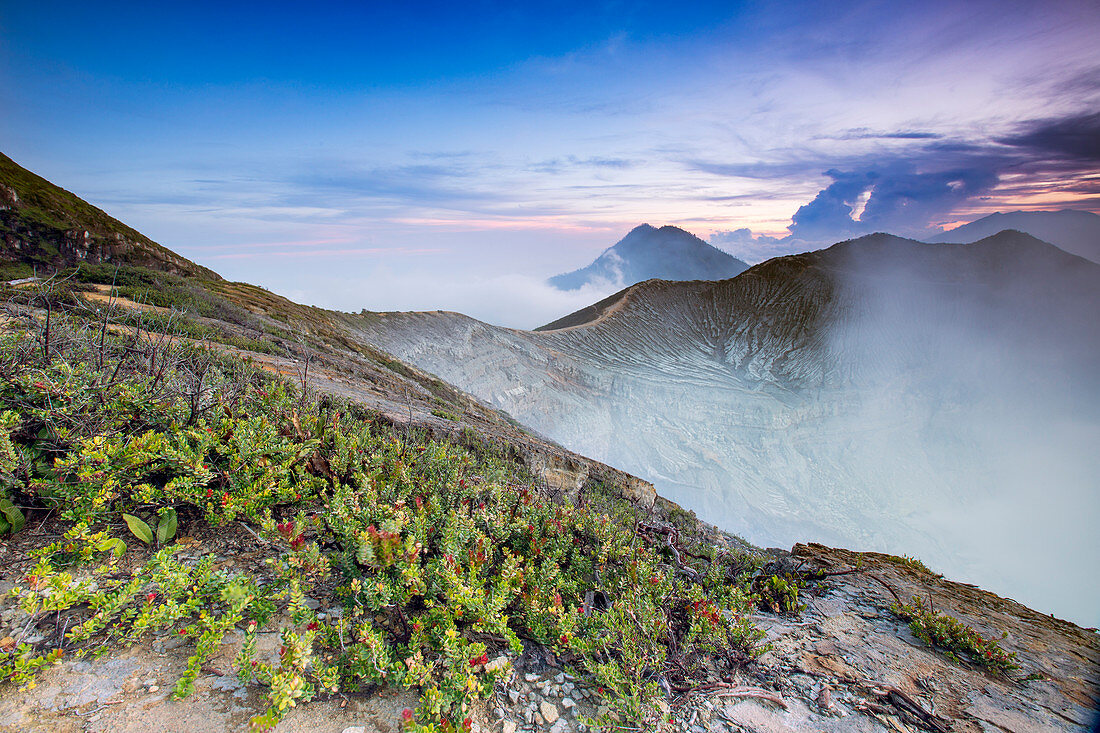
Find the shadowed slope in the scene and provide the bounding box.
[930,209,1100,264]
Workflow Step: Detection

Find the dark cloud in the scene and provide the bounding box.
[999,112,1100,162]
[830,129,943,140]
[700,110,1100,254]
[858,165,1000,233]
[1051,66,1100,97]
[787,170,873,240]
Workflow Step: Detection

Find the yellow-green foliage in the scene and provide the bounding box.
[0,322,766,732]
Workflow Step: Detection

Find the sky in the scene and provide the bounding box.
[2,0,1099,326]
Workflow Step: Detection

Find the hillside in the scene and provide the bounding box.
[0,160,1096,732]
[0,153,218,280]
[548,224,749,290]
[930,209,1100,264]
[356,232,1100,627]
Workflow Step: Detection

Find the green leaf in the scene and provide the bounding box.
[123,513,154,544]
[0,498,24,534]
[157,508,178,544]
[97,536,127,559]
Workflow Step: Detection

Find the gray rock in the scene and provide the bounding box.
[539,700,560,724]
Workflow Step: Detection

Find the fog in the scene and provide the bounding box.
[814,238,1100,624]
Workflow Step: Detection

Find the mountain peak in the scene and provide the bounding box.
[548,223,749,291]
[929,209,1100,264]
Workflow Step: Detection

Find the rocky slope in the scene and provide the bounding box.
[352,232,1100,626]
[548,224,748,290]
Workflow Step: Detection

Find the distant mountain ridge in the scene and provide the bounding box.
[0,152,218,280]
[930,209,1100,264]
[548,223,748,290]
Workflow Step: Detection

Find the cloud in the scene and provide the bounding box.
[787,170,874,240]
[708,228,795,264]
[858,165,1001,235]
[828,129,944,141]
[299,269,622,330]
[998,111,1100,162]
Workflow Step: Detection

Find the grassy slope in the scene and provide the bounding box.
[0,152,219,280]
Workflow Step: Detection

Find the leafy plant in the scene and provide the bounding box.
[0,313,768,731]
[890,597,1019,676]
[122,513,154,544]
[753,573,805,615]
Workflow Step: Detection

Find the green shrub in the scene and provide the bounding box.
[890,597,1019,676]
[0,319,766,731]
[752,573,805,615]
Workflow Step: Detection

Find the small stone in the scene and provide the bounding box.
[525,673,540,682]
[340,728,366,733]
[508,689,521,704]
[540,701,560,724]
[561,697,575,709]
[147,685,159,692]
[502,722,518,733]
[485,655,509,673]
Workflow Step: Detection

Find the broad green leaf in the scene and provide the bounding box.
[0,516,9,535]
[0,499,24,534]
[122,513,153,544]
[157,508,178,544]
[97,536,126,558]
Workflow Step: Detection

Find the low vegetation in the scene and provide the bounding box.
[890,597,1019,677]
[0,308,768,731]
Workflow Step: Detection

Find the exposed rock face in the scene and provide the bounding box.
[744,544,1100,733]
[352,232,1100,625]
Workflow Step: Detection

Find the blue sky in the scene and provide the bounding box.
[3,0,1098,326]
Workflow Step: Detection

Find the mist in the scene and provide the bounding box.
[285,270,621,330]
[813,237,1100,624]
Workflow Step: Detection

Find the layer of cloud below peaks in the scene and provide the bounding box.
[284,270,622,331]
